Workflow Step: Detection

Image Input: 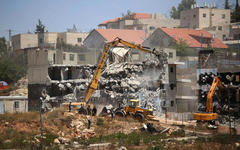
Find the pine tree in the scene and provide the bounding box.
[170,0,196,19]
[225,0,230,9]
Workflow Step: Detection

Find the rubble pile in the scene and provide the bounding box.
[97,58,167,110]
[10,76,28,96]
[197,72,240,124]
[61,112,96,139]
[48,51,168,114]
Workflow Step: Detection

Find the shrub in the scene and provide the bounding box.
[96,118,104,126]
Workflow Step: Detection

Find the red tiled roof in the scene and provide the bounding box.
[96,29,148,45]
[99,13,151,26]
[99,17,121,25]
[160,28,228,49]
[133,13,151,19]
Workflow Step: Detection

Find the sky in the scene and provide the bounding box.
[0,0,234,40]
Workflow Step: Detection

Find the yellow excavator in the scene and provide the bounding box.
[63,37,165,115]
[194,76,223,122]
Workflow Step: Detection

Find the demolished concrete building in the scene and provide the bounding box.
[27,43,183,116]
[197,49,240,124]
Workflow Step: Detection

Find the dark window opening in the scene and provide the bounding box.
[171,101,174,107]
[160,84,164,89]
[77,38,82,43]
[39,38,43,44]
[170,67,174,73]
[78,54,86,61]
[170,84,175,90]
[222,14,225,19]
[53,53,56,64]
[218,26,222,30]
[70,54,75,61]
[203,13,206,17]
[14,101,19,108]
[149,26,155,30]
[169,52,173,58]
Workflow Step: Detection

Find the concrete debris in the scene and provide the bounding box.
[160,127,170,134]
[54,138,61,144]
[118,146,128,150]
[46,51,168,116]
[58,137,71,144]
[10,76,28,96]
[164,136,198,142]
[89,143,111,148]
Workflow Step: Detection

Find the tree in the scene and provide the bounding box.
[225,0,230,9]
[35,19,46,33]
[0,37,7,57]
[0,37,27,84]
[170,0,196,19]
[231,0,240,22]
[170,6,179,19]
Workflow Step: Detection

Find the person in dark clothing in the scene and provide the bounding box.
[87,117,91,129]
[92,106,97,116]
[69,101,72,112]
[87,105,92,115]
[111,108,114,118]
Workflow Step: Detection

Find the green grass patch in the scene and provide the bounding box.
[0,111,39,123]
[77,131,166,148]
[96,118,104,126]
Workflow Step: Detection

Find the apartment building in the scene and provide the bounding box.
[180,4,231,41]
[98,13,180,34]
[12,32,89,51]
[12,33,38,51]
[58,32,88,46]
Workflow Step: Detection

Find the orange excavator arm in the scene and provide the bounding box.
[84,37,159,103]
[206,76,223,112]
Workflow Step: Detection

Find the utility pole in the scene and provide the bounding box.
[8,29,12,41]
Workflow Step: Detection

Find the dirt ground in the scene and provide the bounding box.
[0,107,240,150]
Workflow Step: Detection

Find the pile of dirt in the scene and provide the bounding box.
[9,76,28,96]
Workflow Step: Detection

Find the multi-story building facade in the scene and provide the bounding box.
[12,33,38,51]
[180,5,230,41]
[98,13,180,34]
[12,32,89,51]
[58,32,88,46]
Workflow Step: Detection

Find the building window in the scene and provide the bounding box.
[78,54,86,61]
[14,101,19,109]
[223,34,226,40]
[63,53,66,60]
[77,38,82,43]
[39,38,43,44]
[193,14,196,18]
[169,52,173,58]
[203,13,206,18]
[149,26,155,30]
[170,67,174,73]
[69,54,75,61]
[218,26,222,30]
[171,101,174,107]
[212,13,214,16]
[222,14,225,19]
[160,84,164,89]
[163,101,166,106]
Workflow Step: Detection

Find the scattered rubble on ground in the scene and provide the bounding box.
[9,76,28,96]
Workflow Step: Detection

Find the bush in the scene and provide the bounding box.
[96,118,104,126]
